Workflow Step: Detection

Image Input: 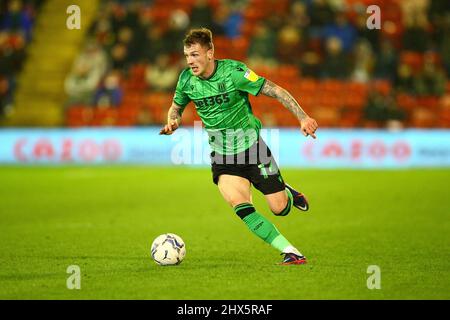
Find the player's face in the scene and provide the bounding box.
[183,43,213,77]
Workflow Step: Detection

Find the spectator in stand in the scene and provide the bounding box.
[212,2,244,39]
[289,1,311,30]
[89,11,115,52]
[190,0,215,29]
[363,90,406,128]
[363,90,386,126]
[442,27,450,76]
[428,0,448,51]
[413,54,447,96]
[247,23,277,68]
[64,0,449,127]
[145,54,179,92]
[394,63,416,94]
[93,70,123,108]
[351,39,375,83]
[374,40,398,81]
[122,1,140,30]
[165,9,190,55]
[74,40,108,79]
[322,10,357,53]
[354,11,380,53]
[0,31,12,77]
[299,50,321,78]
[265,12,285,34]
[308,0,335,37]
[110,43,129,71]
[116,26,139,64]
[64,60,102,106]
[402,14,430,53]
[130,12,153,63]
[277,22,303,64]
[321,36,350,79]
[209,5,227,36]
[109,3,128,35]
[65,41,108,105]
[141,25,169,63]
[0,75,12,117]
[0,31,26,78]
[433,12,450,75]
[1,0,33,42]
[385,91,406,129]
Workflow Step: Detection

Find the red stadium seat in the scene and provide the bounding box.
[320,80,345,94]
[310,106,340,128]
[410,107,436,128]
[116,106,139,127]
[400,52,424,73]
[91,107,118,126]
[298,79,319,93]
[66,106,93,127]
[240,22,256,38]
[243,7,266,24]
[343,94,366,110]
[129,64,147,82]
[437,108,450,128]
[207,0,221,10]
[339,110,361,128]
[373,80,392,95]
[278,65,299,82]
[396,93,417,112]
[416,97,440,111]
[345,82,368,97]
[317,94,342,109]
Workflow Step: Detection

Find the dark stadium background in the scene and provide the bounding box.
[0,0,449,300]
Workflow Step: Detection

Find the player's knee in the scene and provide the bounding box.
[270,200,287,215]
[271,198,290,216]
[228,196,250,208]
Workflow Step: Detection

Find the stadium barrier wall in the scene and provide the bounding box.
[0,128,449,168]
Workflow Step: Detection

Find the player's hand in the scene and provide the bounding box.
[300,117,318,139]
[159,120,179,135]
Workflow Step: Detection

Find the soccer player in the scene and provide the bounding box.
[160,28,318,265]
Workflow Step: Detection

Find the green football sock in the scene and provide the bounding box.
[276,188,293,216]
[234,203,293,252]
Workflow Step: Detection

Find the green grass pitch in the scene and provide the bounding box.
[0,166,449,299]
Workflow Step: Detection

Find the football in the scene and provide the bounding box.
[151,233,186,266]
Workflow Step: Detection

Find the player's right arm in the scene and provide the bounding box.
[159,102,183,135]
[159,69,191,135]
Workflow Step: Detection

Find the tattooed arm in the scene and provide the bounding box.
[261,79,318,139]
[159,102,183,135]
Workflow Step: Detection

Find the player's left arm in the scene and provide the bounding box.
[261,80,318,139]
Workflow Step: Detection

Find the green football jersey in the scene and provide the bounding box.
[173,59,266,155]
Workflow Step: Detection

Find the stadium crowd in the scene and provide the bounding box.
[0,0,44,117]
[1,0,449,128]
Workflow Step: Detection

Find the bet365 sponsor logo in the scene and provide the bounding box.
[194,93,230,109]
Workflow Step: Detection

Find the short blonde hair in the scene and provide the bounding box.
[183,28,213,50]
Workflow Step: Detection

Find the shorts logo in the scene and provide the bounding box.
[244,69,259,82]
